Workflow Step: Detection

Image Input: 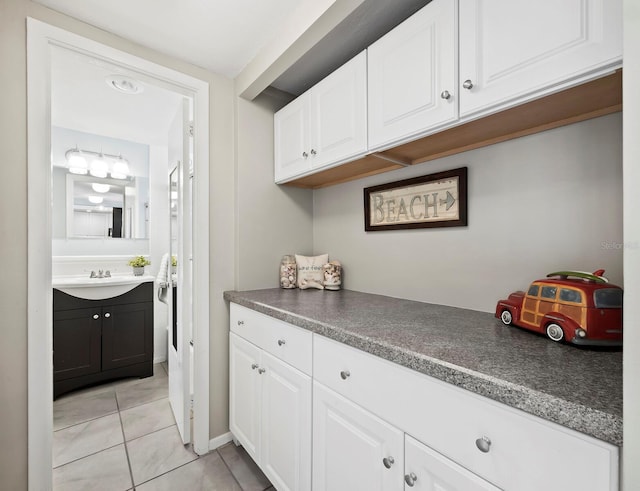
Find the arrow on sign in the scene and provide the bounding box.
[439,191,456,211]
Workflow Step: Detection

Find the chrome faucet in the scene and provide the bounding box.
[90,270,97,278]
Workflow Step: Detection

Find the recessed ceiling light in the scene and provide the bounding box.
[105,75,144,95]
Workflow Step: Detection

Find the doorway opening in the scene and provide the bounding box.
[27,18,210,490]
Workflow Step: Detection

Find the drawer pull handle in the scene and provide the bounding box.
[277,339,286,346]
[382,456,395,469]
[258,368,266,374]
[405,473,417,487]
[237,320,244,326]
[475,436,492,453]
[251,363,259,370]
[340,370,350,380]
[104,312,111,318]
[92,314,100,320]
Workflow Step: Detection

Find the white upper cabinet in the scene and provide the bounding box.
[367,0,457,150]
[458,0,623,117]
[274,51,367,183]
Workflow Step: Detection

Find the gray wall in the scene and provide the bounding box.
[235,91,313,290]
[314,113,623,313]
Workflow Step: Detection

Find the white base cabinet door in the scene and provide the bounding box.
[367,0,457,149]
[260,351,311,491]
[404,435,499,491]
[229,332,312,491]
[459,0,622,117]
[313,382,404,491]
[229,332,262,462]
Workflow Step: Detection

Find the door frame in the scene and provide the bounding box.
[27,18,210,489]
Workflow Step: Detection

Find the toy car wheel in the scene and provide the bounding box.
[500,310,513,326]
[546,323,564,342]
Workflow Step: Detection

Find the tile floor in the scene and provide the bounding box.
[53,363,273,491]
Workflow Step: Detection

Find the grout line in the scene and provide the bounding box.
[52,441,124,469]
[115,393,136,490]
[216,447,246,490]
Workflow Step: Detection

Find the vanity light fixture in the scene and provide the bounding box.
[66,147,131,180]
[88,195,103,204]
[91,183,110,193]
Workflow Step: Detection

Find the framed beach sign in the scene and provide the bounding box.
[364,167,467,231]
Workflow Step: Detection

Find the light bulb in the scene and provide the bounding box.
[111,159,130,179]
[88,195,103,204]
[90,156,108,178]
[67,152,88,175]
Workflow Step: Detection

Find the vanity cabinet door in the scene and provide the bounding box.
[53,308,101,382]
[101,302,153,370]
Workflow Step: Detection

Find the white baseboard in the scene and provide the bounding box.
[153,355,167,364]
[209,432,233,451]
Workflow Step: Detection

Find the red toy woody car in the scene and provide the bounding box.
[495,270,623,346]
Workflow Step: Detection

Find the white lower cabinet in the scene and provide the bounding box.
[229,332,311,491]
[312,382,404,491]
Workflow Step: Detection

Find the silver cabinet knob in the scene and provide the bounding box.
[258,368,266,374]
[251,363,259,370]
[277,339,286,346]
[382,456,395,469]
[340,370,350,380]
[475,436,492,453]
[237,320,244,326]
[93,314,100,320]
[302,151,309,158]
[440,90,451,100]
[405,473,417,487]
[462,79,474,90]
[310,149,317,155]
[104,312,111,318]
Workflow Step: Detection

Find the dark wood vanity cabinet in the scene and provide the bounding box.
[53,282,154,398]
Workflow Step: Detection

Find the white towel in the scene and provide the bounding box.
[156,253,170,304]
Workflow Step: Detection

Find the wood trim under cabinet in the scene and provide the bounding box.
[282,70,622,189]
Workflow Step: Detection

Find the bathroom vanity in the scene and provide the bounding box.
[53,281,154,398]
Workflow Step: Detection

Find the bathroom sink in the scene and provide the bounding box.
[52,275,155,300]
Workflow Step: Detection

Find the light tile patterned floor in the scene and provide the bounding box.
[53,363,273,490]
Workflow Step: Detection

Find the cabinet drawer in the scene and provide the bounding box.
[313,335,618,491]
[230,303,312,375]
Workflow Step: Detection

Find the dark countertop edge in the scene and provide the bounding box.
[224,291,622,446]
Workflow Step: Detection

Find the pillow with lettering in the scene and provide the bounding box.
[295,254,328,290]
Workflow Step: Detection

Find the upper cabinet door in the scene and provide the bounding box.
[310,51,367,169]
[459,0,622,117]
[368,0,458,150]
[274,95,312,183]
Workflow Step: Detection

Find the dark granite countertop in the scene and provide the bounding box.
[224,288,622,446]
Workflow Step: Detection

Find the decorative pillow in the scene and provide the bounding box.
[295,254,328,290]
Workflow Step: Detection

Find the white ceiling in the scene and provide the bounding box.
[35,0,302,78]
[51,45,183,145]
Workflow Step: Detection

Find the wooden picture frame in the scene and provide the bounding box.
[364,167,467,231]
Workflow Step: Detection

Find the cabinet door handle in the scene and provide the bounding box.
[340,370,350,380]
[302,151,309,158]
[475,436,492,453]
[258,368,266,374]
[310,149,317,156]
[277,339,286,346]
[104,312,111,318]
[237,320,244,326]
[382,456,395,469]
[251,363,259,370]
[405,473,417,487]
[462,79,474,90]
[92,314,100,320]
[440,90,451,100]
